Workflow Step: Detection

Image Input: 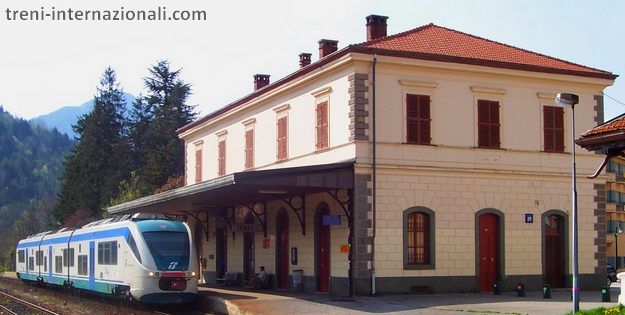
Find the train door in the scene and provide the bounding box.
[316,203,330,293]
[89,241,95,290]
[243,213,255,284]
[48,246,52,281]
[276,209,289,289]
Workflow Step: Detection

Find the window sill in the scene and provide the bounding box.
[404,264,435,270]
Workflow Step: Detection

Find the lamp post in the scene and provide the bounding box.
[556,92,580,312]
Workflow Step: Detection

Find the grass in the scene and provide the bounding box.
[570,305,625,315]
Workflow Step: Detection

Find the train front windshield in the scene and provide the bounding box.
[143,232,190,257]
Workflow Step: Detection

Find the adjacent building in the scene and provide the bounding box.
[109,15,618,295]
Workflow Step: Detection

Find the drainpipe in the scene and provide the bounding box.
[371,55,377,296]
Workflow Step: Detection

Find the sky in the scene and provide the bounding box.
[1,0,624,124]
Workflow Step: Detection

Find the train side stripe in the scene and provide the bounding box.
[17,227,130,248]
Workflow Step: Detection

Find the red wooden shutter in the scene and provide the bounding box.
[218,140,226,176]
[195,149,202,182]
[543,106,564,152]
[245,129,254,169]
[406,94,431,144]
[477,100,500,148]
[277,117,287,160]
[316,101,328,149]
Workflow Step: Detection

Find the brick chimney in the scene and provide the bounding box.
[254,74,270,91]
[318,39,338,59]
[299,53,312,68]
[366,14,389,41]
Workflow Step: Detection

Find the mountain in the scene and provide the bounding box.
[30,93,136,138]
[0,106,75,229]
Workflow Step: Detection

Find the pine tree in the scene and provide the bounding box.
[53,67,129,223]
[134,60,196,193]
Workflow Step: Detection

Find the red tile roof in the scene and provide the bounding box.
[581,114,625,137]
[355,23,611,75]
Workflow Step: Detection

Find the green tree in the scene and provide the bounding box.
[132,60,196,193]
[54,67,130,223]
[0,106,73,231]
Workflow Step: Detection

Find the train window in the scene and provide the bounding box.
[98,241,118,265]
[128,234,142,264]
[55,256,63,273]
[28,257,34,271]
[63,248,75,267]
[142,232,190,257]
[35,250,44,266]
[77,255,88,275]
[17,250,25,263]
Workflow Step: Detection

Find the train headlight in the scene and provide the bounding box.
[190,271,197,277]
[148,271,161,277]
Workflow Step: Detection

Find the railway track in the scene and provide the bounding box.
[0,290,61,315]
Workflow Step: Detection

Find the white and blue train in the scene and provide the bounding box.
[15,213,198,304]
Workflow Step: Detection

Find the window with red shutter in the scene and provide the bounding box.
[195,149,202,182]
[406,94,431,145]
[218,140,226,176]
[543,106,564,152]
[477,100,500,148]
[245,129,254,169]
[316,101,329,149]
[277,116,288,160]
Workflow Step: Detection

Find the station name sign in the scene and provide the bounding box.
[234,224,257,232]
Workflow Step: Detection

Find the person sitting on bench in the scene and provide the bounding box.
[248,265,267,288]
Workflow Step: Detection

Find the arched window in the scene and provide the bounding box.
[407,211,429,264]
[403,207,435,270]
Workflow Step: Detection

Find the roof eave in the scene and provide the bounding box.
[576,131,625,151]
[349,46,618,81]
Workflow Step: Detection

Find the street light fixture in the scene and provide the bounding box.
[555,92,580,313]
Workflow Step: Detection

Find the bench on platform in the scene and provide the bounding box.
[247,273,271,289]
[216,272,238,286]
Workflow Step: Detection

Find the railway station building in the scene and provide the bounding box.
[108,15,617,296]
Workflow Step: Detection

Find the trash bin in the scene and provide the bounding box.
[517,283,525,297]
[493,282,501,295]
[543,284,551,299]
[292,269,303,291]
[602,286,611,302]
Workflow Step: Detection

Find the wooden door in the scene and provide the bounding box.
[244,232,255,283]
[545,214,564,288]
[216,227,227,279]
[479,213,498,292]
[277,211,289,289]
[243,213,255,283]
[317,206,331,293]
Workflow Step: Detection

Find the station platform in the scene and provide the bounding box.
[196,283,622,315]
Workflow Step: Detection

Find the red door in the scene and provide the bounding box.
[243,213,255,284]
[277,212,289,289]
[318,221,330,292]
[545,214,564,288]
[479,213,498,292]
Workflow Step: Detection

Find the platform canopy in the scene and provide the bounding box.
[107,161,355,215]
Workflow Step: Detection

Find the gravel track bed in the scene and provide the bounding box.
[0,275,161,315]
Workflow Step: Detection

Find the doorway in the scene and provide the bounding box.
[276,209,289,289]
[478,213,499,292]
[316,203,331,292]
[215,223,227,279]
[544,213,565,288]
[243,213,255,284]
